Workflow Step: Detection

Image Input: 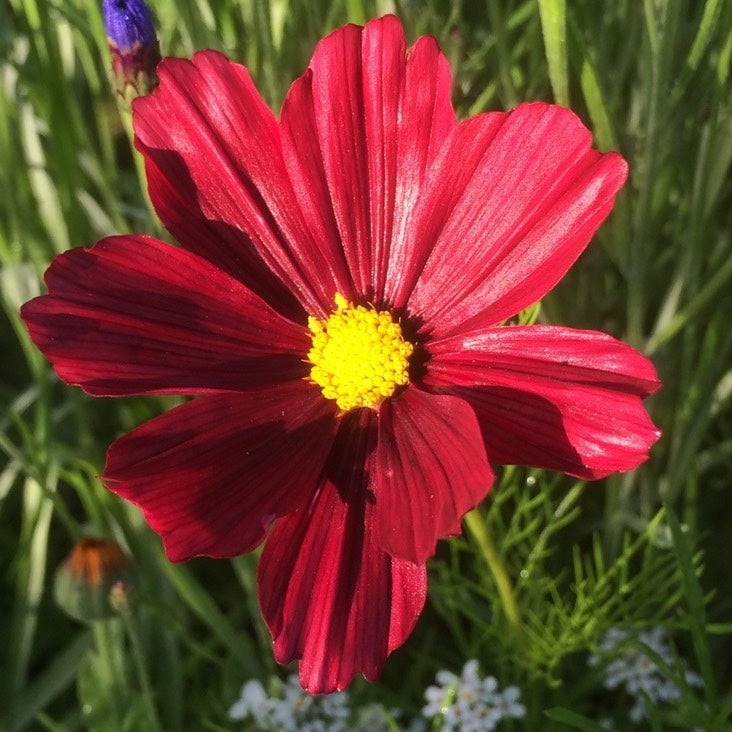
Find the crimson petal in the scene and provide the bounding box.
[427,325,661,478]
[407,103,628,335]
[383,30,457,306]
[20,236,308,396]
[104,383,338,562]
[134,50,343,317]
[374,387,493,564]
[139,147,301,320]
[258,409,427,693]
[281,15,456,304]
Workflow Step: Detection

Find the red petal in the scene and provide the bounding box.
[139,147,302,320]
[133,50,341,318]
[20,236,308,396]
[284,22,374,297]
[426,325,661,478]
[384,31,457,306]
[407,103,628,335]
[258,409,427,693]
[280,16,456,303]
[374,387,493,563]
[386,112,507,309]
[104,383,338,562]
[359,16,405,297]
[278,71,355,301]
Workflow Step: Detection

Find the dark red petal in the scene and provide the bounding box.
[407,103,628,335]
[139,147,302,320]
[374,387,493,563]
[104,383,338,562]
[20,236,308,396]
[280,16,456,303]
[133,50,341,318]
[258,409,427,693]
[426,325,661,478]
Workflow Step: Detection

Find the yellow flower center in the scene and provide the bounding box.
[307,293,414,411]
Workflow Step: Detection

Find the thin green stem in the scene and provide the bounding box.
[120,607,162,732]
[91,620,128,724]
[118,103,159,230]
[463,509,523,638]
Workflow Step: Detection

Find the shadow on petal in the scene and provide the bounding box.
[104,387,338,561]
[258,409,426,693]
[138,143,305,320]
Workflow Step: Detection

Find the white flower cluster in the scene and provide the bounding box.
[588,627,703,724]
[228,676,349,732]
[228,675,391,732]
[422,659,526,731]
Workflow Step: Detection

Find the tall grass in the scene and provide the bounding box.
[1,0,730,729]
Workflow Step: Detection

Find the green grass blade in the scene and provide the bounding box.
[159,556,262,677]
[2,474,57,728]
[544,707,607,730]
[538,0,569,106]
[686,0,725,71]
[9,632,93,732]
[665,507,716,707]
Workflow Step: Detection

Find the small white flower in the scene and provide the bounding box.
[493,685,526,720]
[422,660,526,731]
[423,677,457,718]
[228,680,269,725]
[589,627,703,725]
[228,674,351,731]
[436,668,459,686]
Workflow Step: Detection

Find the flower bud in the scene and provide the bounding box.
[102,0,161,98]
[54,537,135,622]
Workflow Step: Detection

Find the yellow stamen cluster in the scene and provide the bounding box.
[307,293,414,412]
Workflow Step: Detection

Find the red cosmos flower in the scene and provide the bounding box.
[21,16,660,692]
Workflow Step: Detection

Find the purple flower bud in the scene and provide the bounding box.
[102,0,161,97]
